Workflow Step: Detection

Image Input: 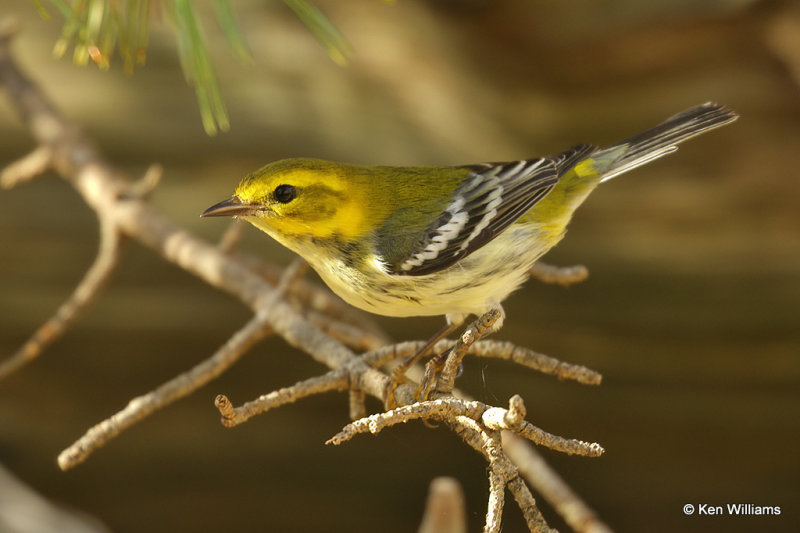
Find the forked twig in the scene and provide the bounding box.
[503,432,614,533]
[1,22,611,532]
[327,396,602,458]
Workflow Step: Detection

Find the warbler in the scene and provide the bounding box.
[203,102,737,335]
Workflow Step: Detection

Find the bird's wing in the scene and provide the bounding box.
[387,144,595,276]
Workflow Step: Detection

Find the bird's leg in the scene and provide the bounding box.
[384,315,464,409]
[417,306,504,402]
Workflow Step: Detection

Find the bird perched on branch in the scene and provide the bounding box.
[203,102,738,401]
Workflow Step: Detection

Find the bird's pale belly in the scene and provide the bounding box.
[311,225,560,319]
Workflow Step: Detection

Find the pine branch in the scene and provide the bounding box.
[37,0,354,134]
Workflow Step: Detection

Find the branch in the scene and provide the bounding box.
[1,23,612,532]
[418,477,467,533]
[58,311,274,470]
[327,396,601,458]
[363,339,602,386]
[529,262,589,287]
[503,432,614,533]
[216,369,349,427]
[0,217,122,380]
[0,145,53,188]
[432,308,502,397]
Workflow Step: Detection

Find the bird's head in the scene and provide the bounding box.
[202,158,370,241]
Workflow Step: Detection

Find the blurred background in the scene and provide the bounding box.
[1,0,798,532]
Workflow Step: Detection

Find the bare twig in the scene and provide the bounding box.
[0,218,121,380]
[444,419,537,532]
[126,163,163,199]
[529,262,589,287]
[470,340,602,385]
[217,219,247,253]
[449,415,517,533]
[486,470,505,533]
[515,421,603,457]
[0,145,53,188]
[418,477,467,533]
[306,311,388,351]
[348,388,367,420]
[327,399,481,445]
[216,369,349,427]
[507,476,557,533]
[434,308,502,396]
[58,312,274,470]
[0,464,110,533]
[503,432,614,533]
[363,339,602,386]
[274,257,309,294]
[1,25,611,532]
[327,396,602,459]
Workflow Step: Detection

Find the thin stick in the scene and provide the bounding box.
[418,477,467,533]
[435,308,502,395]
[306,311,387,351]
[0,145,53,188]
[0,219,121,380]
[485,470,505,533]
[468,340,602,385]
[362,339,602,386]
[507,476,557,533]
[327,399,485,445]
[218,219,246,253]
[274,257,309,294]
[57,312,274,470]
[503,432,614,533]
[126,163,163,199]
[529,261,589,287]
[216,369,349,427]
[348,389,367,420]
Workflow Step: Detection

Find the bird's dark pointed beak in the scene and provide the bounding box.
[201,196,263,218]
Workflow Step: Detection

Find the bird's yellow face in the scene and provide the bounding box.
[203,158,370,240]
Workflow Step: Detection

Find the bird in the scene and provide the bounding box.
[202,102,738,400]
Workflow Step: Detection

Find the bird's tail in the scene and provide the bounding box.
[595,102,739,182]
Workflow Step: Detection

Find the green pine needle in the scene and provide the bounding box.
[36,0,368,135]
[173,0,229,135]
[283,0,352,66]
[214,0,253,64]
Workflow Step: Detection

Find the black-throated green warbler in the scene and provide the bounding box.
[203,103,737,335]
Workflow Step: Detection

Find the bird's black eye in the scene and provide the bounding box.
[274,184,297,204]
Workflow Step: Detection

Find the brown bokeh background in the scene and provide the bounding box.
[1,1,798,532]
